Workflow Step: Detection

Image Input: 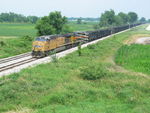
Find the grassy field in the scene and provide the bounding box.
[115,44,150,75]
[0,25,150,113]
[0,36,33,58]
[0,22,97,38]
[0,23,37,37]
[0,23,36,58]
[67,21,98,31]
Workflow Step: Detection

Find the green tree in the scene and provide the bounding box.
[118,12,129,24]
[140,17,146,23]
[27,16,39,24]
[35,11,68,36]
[77,18,82,24]
[128,12,138,23]
[48,11,67,34]
[0,12,39,23]
[93,24,100,30]
[35,16,56,35]
[99,9,116,27]
[78,42,82,56]
[61,25,73,34]
[114,15,124,26]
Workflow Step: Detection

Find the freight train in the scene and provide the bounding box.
[32,32,88,57]
[32,23,141,58]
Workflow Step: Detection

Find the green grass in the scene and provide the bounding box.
[0,36,33,58]
[0,23,36,58]
[115,44,150,75]
[67,21,98,31]
[0,25,150,113]
[0,23,37,37]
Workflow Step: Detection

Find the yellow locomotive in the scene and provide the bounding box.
[32,32,88,58]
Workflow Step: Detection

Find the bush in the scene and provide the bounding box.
[78,43,82,56]
[61,25,73,34]
[50,51,58,63]
[80,64,109,80]
[22,35,33,41]
[87,44,96,50]
[0,41,6,47]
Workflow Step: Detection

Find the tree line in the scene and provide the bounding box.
[98,9,147,28]
[35,10,149,36]
[0,10,149,36]
[0,12,39,23]
[68,17,99,22]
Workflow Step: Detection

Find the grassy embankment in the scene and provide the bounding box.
[0,22,97,58]
[116,44,150,75]
[0,25,150,113]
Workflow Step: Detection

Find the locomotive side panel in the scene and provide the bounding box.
[48,37,65,50]
[49,39,57,50]
[56,37,65,47]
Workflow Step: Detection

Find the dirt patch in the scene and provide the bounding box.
[4,108,33,113]
[124,34,150,45]
[108,63,150,79]
[146,25,150,31]
[0,36,18,39]
[135,37,150,44]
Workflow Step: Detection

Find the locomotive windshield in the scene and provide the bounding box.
[35,37,47,41]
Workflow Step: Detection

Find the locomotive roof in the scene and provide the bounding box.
[36,31,89,41]
[36,35,64,41]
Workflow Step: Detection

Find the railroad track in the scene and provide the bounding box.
[0,58,37,72]
[0,52,31,64]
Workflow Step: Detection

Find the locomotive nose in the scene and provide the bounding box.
[32,41,44,51]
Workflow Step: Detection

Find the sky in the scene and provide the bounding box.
[0,0,150,19]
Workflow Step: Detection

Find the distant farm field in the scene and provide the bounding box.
[0,22,97,38]
[0,23,37,37]
[68,21,98,31]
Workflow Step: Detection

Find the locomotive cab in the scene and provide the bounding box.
[32,37,48,58]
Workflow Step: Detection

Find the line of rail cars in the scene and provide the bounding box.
[32,23,142,58]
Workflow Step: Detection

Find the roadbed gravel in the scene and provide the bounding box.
[135,37,150,44]
[146,24,150,31]
[133,25,150,44]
